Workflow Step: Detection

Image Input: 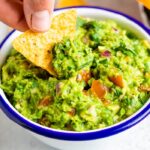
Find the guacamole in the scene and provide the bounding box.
[1,17,150,131]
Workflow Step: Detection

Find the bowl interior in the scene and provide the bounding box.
[0,7,150,135]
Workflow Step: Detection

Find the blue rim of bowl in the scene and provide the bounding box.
[0,6,150,141]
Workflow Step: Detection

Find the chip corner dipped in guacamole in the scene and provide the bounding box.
[1,11,150,132]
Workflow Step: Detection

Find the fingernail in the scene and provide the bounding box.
[31,10,50,32]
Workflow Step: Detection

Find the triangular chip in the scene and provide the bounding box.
[13,10,77,75]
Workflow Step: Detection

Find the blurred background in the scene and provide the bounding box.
[55,0,149,26]
[56,0,142,21]
[0,0,150,42]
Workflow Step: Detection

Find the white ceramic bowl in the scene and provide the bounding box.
[0,6,150,150]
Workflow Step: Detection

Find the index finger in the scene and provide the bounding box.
[0,0,28,31]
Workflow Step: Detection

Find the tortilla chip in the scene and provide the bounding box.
[13,10,77,75]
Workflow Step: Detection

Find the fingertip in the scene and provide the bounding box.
[23,0,54,32]
[31,10,51,32]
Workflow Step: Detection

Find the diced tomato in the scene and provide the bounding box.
[91,80,107,99]
[68,108,76,116]
[101,98,111,106]
[77,70,91,83]
[109,75,124,88]
[38,96,51,107]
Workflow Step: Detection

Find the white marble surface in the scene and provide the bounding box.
[0,22,9,43]
[0,110,57,150]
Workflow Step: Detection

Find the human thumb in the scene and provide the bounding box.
[24,0,55,32]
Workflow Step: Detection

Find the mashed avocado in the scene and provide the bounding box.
[1,17,150,131]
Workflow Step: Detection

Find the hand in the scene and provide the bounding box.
[0,0,55,32]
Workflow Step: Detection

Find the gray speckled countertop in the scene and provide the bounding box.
[0,110,57,150]
[0,0,150,150]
